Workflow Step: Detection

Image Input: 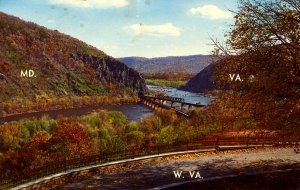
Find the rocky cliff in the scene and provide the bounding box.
[72,53,147,93]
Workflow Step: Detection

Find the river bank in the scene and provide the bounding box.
[0,95,140,118]
[0,102,154,125]
[0,85,210,124]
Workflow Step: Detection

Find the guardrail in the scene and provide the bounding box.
[0,137,299,189]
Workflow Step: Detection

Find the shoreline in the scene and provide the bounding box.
[0,101,139,119]
[0,94,140,119]
[0,100,148,125]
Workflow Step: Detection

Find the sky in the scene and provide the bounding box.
[0,0,237,58]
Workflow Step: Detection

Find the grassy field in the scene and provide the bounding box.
[146,79,186,88]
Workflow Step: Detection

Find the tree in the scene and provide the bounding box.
[156,109,178,126]
[125,131,145,151]
[18,131,50,169]
[125,121,139,133]
[212,0,300,134]
[157,126,177,146]
[0,124,23,151]
[139,116,162,134]
[48,117,95,159]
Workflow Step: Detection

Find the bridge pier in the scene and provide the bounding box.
[155,106,162,111]
[171,101,177,108]
[154,104,160,110]
[145,101,150,107]
[180,103,187,111]
[151,103,155,109]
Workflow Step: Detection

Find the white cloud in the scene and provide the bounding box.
[47,19,55,23]
[48,0,128,9]
[188,5,232,20]
[129,23,181,37]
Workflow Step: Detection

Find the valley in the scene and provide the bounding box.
[0,0,299,188]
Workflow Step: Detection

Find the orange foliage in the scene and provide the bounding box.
[18,132,50,169]
[0,62,9,73]
[49,117,96,159]
[0,124,23,150]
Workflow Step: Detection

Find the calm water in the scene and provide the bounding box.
[0,85,211,124]
[0,103,154,125]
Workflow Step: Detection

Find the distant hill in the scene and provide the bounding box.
[0,12,146,102]
[118,55,215,74]
[179,63,217,93]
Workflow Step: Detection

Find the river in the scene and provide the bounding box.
[147,85,211,105]
[0,85,211,124]
[0,104,154,125]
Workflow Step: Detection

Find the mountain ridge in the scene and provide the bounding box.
[118,55,215,74]
[0,12,146,101]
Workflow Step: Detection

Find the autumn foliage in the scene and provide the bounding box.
[0,109,218,176]
[0,94,139,117]
[0,116,96,175]
[211,0,300,135]
[48,118,96,159]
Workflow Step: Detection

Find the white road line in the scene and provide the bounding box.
[11,148,217,190]
[11,144,277,190]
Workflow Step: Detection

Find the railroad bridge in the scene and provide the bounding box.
[139,94,205,117]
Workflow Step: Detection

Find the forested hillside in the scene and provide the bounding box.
[0,12,146,103]
[179,63,216,92]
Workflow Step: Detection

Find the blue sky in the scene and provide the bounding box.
[0,0,237,58]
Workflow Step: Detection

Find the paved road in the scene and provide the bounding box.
[58,147,300,190]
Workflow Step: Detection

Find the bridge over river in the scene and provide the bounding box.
[140,94,205,117]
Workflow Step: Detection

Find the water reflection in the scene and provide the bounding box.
[0,103,154,125]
